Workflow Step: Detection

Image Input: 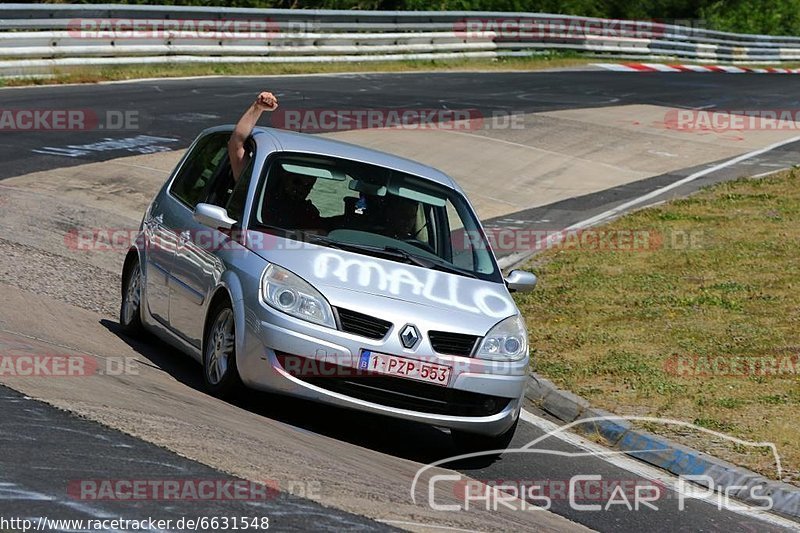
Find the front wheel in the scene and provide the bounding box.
[203,302,242,398]
[120,260,144,335]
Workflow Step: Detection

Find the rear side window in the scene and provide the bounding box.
[170,133,230,208]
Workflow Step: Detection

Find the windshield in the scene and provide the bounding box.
[249,152,501,282]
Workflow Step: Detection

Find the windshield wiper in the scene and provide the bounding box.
[381,246,478,279]
[377,245,432,267]
[287,233,478,279]
[325,241,478,279]
[302,233,340,248]
[316,239,403,260]
[249,226,345,250]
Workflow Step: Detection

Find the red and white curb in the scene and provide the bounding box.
[594,63,800,73]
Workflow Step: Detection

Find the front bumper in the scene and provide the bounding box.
[237,304,528,436]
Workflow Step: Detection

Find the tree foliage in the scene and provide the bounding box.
[61,0,800,36]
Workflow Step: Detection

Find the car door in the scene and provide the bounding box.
[142,141,215,326]
[167,132,251,347]
[142,195,177,326]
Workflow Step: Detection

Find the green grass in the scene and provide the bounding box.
[0,53,594,87]
[516,169,800,483]
[3,53,800,88]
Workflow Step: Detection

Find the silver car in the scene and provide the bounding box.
[120,126,537,451]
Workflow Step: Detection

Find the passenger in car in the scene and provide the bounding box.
[381,195,419,240]
[229,91,278,182]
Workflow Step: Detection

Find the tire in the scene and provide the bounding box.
[451,418,519,458]
[119,260,144,335]
[203,300,242,398]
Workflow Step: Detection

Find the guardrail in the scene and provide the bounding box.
[1,3,799,77]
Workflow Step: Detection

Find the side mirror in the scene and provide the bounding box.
[193,203,237,230]
[504,269,537,293]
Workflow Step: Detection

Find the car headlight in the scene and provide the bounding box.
[476,315,528,361]
[261,264,335,328]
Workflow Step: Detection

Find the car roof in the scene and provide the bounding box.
[202,125,459,191]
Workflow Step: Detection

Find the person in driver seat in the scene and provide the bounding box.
[262,165,323,231]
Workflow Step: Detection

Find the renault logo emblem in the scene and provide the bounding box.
[399,324,420,349]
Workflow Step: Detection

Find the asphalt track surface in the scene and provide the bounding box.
[4,70,800,258]
[1,70,799,532]
[0,385,388,532]
[3,69,800,179]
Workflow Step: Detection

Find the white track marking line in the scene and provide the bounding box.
[500,134,800,268]
[749,167,793,179]
[519,409,799,529]
[574,134,800,228]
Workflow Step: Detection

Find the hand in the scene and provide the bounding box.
[254,91,278,111]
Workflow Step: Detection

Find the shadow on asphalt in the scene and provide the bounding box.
[100,318,503,469]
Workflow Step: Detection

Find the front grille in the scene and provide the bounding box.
[296,367,509,417]
[429,331,479,356]
[336,307,392,340]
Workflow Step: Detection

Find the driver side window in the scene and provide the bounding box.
[170,133,231,209]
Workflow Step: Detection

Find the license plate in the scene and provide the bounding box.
[358,350,451,386]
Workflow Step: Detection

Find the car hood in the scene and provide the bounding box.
[247,232,517,333]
